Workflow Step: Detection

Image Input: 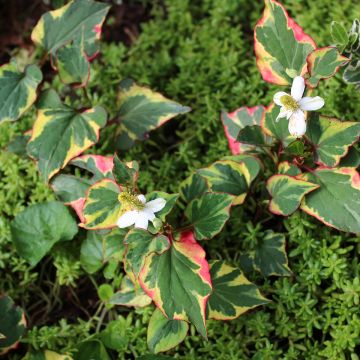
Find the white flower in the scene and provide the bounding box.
[117,193,166,230]
[273,76,325,137]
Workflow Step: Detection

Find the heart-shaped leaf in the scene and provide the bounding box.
[139,231,212,337]
[147,308,188,354]
[179,173,209,204]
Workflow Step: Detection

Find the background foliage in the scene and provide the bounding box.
[1,0,360,358]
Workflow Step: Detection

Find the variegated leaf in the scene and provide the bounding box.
[0,296,26,355]
[80,228,126,274]
[207,260,269,320]
[197,160,252,205]
[300,167,360,233]
[267,174,319,216]
[343,60,360,85]
[339,147,360,168]
[113,154,139,187]
[0,63,42,122]
[185,193,233,240]
[254,0,316,85]
[306,113,360,168]
[139,231,212,337]
[124,229,170,278]
[31,0,110,58]
[147,308,188,354]
[81,178,122,230]
[27,90,107,181]
[71,154,114,180]
[277,161,301,176]
[221,106,269,154]
[115,78,191,149]
[221,154,262,183]
[179,173,209,204]
[261,104,296,146]
[306,47,349,88]
[110,275,151,308]
[22,350,73,360]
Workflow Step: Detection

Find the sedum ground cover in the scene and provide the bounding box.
[1,0,360,359]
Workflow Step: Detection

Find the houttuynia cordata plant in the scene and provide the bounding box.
[1,0,359,358]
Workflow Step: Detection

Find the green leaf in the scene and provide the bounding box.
[7,134,31,157]
[339,147,360,168]
[267,174,319,216]
[306,114,360,167]
[147,308,188,354]
[27,90,107,181]
[254,0,316,85]
[221,106,269,155]
[82,178,122,230]
[179,173,209,204]
[145,192,179,222]
[124,229,170,278]
[98,284,114,302]
[70,154,114,181]
[343,60,360,85]
[80,228,126,274]
[221,154,262,183]
[0,296,26,354]
[207,260,269,320]
[197,160,252,205]
[115,78,191,150]
[262,104,296,146]
[11,201,78,266]
[0,63,42,122]
[22,350,73,360]
[306,47,349,88]
[110,275,151,308]
[137,355,172,360]
[113,154,139,186]
[300,167,360,233]
[139,231,212,337]
[331,21,349,52]
[99,319,128,351]
[286,139,305,156]
[185,193,233,240]
[277,161,301,176]
[55,43,90,87]
[31,0,110,58]
[75,340,110,360]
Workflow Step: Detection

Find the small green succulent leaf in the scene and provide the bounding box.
[110,275,151,308]
[81,178,122,230]
[55,42,90,87]
[261,104,296,146]
[331,21,349,52]
[27,89,107,181]
[254,0,316,85]
[124,229,170,278]
[11,201,78,266]
[0,296,26,354]
[306,47,349,88]
[0,63,42,122]
[139,231,212,338]
[306,113,360,168]
[179,173,209,204]
[267,174,319,216]
[197,160,252,205]
[147,308,189,354]
[343,60,360,85]
[76,340,111,360]
[137,355,172,360]
[300,167,360,233]
[115,78,191,150]
[31,0,110,58]
[207,260,269,320]
[185,193,233,240]
[80,228,127,274]
[277,161,301,176]
[113,154,139,187]
[221,106,269,155]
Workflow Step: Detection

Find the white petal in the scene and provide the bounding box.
[142,209,155,222]
[117,210,139,228]
[134,215,149,229]
[288,110,306,137]
[298,96,325,111]
[276,107,292,122]
[145,198,166,213]
[137,194,146,204]
[291,76,305,101]
[273,91,288,106]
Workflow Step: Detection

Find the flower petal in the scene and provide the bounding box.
[291,76,305,101]
[276,107,292,122]
[142,209,155,222]
[298,96,325,111]
[134,215,149,229]
[117,210,139,228]
[137,194,146,204]
[288,110,306,137]
[273,91,288,106]
[145,198,166,213]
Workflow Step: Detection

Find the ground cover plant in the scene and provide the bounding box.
[1,0,360,359]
